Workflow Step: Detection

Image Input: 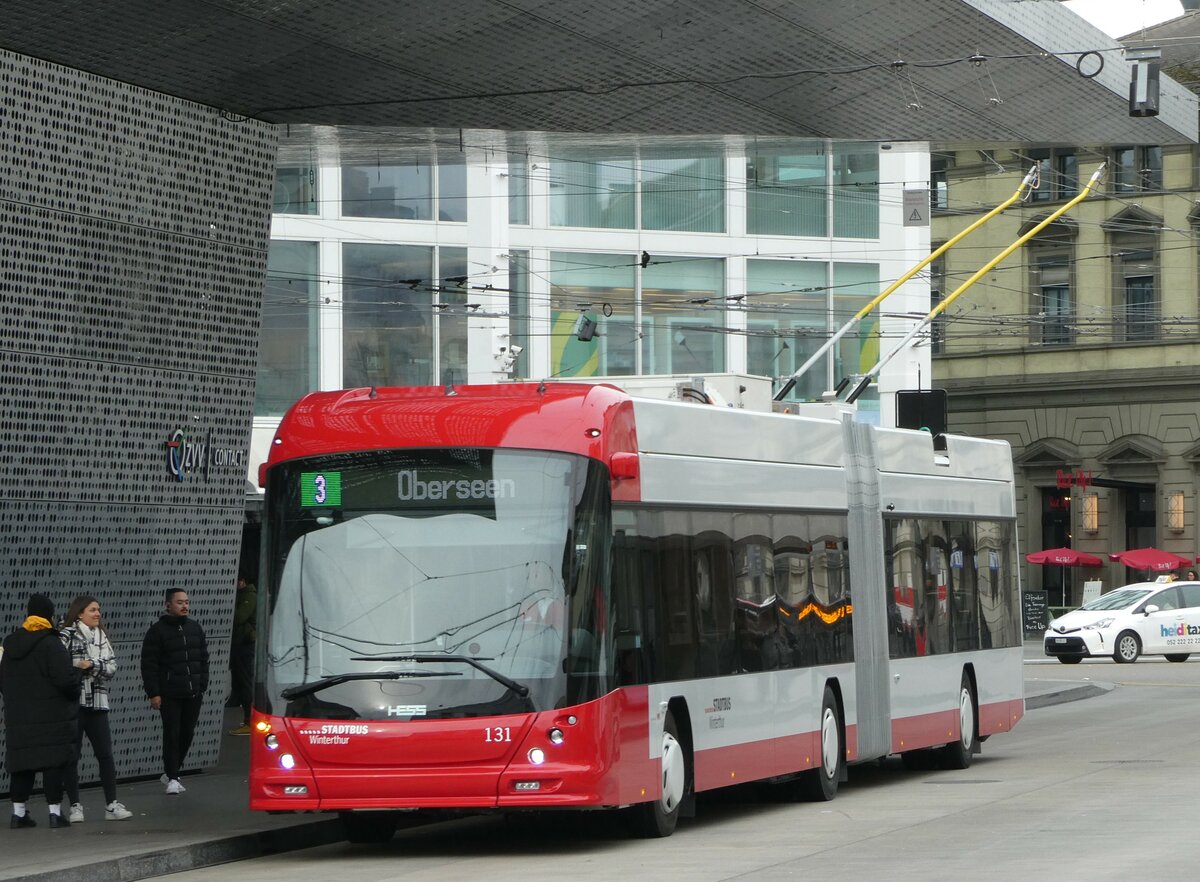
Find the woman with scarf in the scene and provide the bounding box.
[0,593,80,828]
[59,595,133,822]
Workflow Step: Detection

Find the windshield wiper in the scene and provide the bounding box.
[352,654,530,698]
[280,669,455,700]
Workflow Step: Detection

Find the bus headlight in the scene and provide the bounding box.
[548,728,564,745]
[265,734,279,750]
[528,748,546,765]
[280,753,296,770]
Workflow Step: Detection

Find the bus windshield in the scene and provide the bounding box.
[261,448,613,721]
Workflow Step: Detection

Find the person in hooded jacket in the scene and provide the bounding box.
[140,588,209,795]
[0,593,81,829]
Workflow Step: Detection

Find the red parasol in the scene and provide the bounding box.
[1107,547,1193,572]
[1025,547,1104,567]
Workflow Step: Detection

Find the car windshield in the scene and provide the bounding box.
[260,448,613,720]
[1080,587,1153,611]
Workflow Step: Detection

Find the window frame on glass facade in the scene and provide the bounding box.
[436,156,468,223]
[547,252,638,377]
[640,258,726,375]
[257,240,320,416]
[832,143,879,238]
[341,242,436,387]
[745,259,830,400]
[436,247,469,384]
[548,150,636,230]
[744,259,879,403]
[273,166,319,215]
[746,143,829,238]
[639,147,726,233]
[508,155,530,225]
[340,154,468,222]
[341,159,434,220]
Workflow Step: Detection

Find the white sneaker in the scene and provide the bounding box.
[68,803,84,823]
[164,779,185,795]
[105,802,133,821]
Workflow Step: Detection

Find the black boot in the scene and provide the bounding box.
[10,814,36,829]
[48,813,71,828]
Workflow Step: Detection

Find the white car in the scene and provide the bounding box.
[1044,581,1200,664]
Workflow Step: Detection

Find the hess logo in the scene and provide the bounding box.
[385,704,427,717]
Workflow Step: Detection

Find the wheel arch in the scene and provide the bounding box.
[665,696,694,758]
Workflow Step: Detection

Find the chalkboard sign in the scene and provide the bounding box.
[1022,590,1049,634]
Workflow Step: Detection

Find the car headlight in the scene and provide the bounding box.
[1083,618,1114,630]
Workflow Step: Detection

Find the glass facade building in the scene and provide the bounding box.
[261,135,927,457]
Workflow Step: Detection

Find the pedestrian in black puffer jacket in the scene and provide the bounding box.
[1,593,81,828]
[140,588,209,794]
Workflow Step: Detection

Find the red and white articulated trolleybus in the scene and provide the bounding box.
[249,382,1023,842]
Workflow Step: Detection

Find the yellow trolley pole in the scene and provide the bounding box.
[845,163,1106,405]
[774,164,1040,402]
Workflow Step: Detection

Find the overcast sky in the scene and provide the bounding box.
[1063,0,1184,37]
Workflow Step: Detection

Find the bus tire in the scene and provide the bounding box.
[799,685,842,801]
[340,811,397,844]
[628,710,687,838]
[940,673,977,770]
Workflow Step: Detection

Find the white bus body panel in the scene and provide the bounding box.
[620,392,1023,771]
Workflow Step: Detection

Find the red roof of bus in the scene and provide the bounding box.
[268,382,639,470]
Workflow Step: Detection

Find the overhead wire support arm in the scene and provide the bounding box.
[844,163,1106,405]
[774,164,1040,402]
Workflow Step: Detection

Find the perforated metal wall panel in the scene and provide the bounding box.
[0,49,277,795]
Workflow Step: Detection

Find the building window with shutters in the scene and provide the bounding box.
[1031,252,1073,345]
[1112,146,1162,193]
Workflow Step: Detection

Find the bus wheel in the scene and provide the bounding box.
[799,686,842,801]
[628,710,687,838]
[940,673,977,770]
[340,811,397,844]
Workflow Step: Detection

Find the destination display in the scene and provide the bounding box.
[294,450,511,518]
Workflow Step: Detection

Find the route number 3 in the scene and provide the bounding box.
[313,474,327,504]
[484,726,511,742]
